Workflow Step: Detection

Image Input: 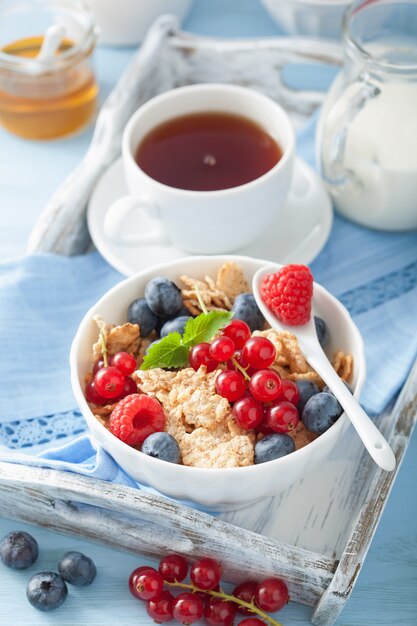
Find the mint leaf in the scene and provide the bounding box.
[182,310,233,347]
[140,333,189,370]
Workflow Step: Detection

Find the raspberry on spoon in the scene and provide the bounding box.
[260,264,313,326]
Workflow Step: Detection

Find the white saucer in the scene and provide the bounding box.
[87,157,332,276]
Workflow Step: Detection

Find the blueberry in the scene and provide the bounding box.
[254,433,295,464]
[145,277,182,318]
[160,316,191,338]
[323,380,353,395]
[295,380,321,413]
[128,297,158,337]
[232,293,265,332]
[26,572,68,611]
[0,531,38,570]
[302,392,344,434]
[58,551,96,586]
[314,316,329,348]
[141,432,181,463]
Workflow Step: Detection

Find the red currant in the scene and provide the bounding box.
[233,397,264,430]
[232,580,258,615]
[115,376,138,400]
[215,370,246,403]
[129,567,164,601]
[128,566,152,599]
[112,351,137,376]
[146,590,174,623]
[94,366,125,399]
[209,336,235,362]
[239,619,266,626]
[254,577,289,612]
[158,554,188,582]
[173,593,204,624]
[280,379,300,405]
[85,381,107,405]
[249,369,282,403]
[264,401,299,433]
[242,337,276,370]
[204,597,236,626]
[190,557,222,590]
[222,320,251,349]
[189,343,217,373]
[92,358,105,375]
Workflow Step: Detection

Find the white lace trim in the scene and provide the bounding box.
[0,410,86,449]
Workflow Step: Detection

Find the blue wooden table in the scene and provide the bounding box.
[0,1,416,624]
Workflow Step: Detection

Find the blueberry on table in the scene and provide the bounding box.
[58,551,97,586]
[145,277,183,318]
[295,380,321,413]
[232,293,265,332]
[254,433,295,464]
[142,432,181,464]
[314,316,329,348]
[0,530,38,569]
[26,572,68,611]
[128,297,158,337]
[160,316,192,338]
[302,392,344,434]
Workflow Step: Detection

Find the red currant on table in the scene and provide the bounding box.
[204,596,236,626]
[93,366,125,399]
[190,557,222,590]
[128,567,164,601]
[232,580,258,615]
[222,319,251,349]
[146,590,175,623]
[189,343,217,373]
[264,401,299,433]
[173,592,204,624]
[249,369,282,403]
[112,351,137,376]
[158,553,188,582]
[280,379,300,405]
[254,577,289,612]
[209,336,235,362]
[129,566,153,599]
[239,619,267,626]
[215,370,246,403]
[233,397,264,430]
[85,381,107,405]
[242,337,276,370]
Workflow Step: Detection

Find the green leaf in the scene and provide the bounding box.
[182,310,234,347]
[140,333,189,370]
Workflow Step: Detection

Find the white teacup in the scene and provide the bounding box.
[104,84,295,254]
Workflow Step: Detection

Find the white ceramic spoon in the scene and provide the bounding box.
[252,266,396,472]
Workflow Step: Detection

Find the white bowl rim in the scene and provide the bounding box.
[70,254,366,478]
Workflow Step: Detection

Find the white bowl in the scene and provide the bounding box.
[70,255,366,509]
[260,0,350,39]
[85,0,192,46]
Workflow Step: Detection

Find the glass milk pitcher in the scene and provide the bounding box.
[317,0,417,231]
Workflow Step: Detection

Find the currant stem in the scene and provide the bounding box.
[165,580,283,626]
[194,282,208,315]
[231,356,251,381]
[100,330,108,368]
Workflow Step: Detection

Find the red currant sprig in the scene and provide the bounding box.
[129,555,288,626]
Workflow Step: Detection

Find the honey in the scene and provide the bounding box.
[0,35,98,140]
[0,1,98,141]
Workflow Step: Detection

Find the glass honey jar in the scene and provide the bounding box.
[0,0,99,140]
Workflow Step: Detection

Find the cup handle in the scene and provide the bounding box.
[103,196,168,247]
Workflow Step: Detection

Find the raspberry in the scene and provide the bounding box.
[109,394,165,446]
[261,264,313,326]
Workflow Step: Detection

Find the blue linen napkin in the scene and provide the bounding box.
[0,115,416,485]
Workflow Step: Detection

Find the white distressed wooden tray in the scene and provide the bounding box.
[2,17,416,626]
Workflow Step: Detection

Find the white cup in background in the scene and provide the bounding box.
[103,84,296,254]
